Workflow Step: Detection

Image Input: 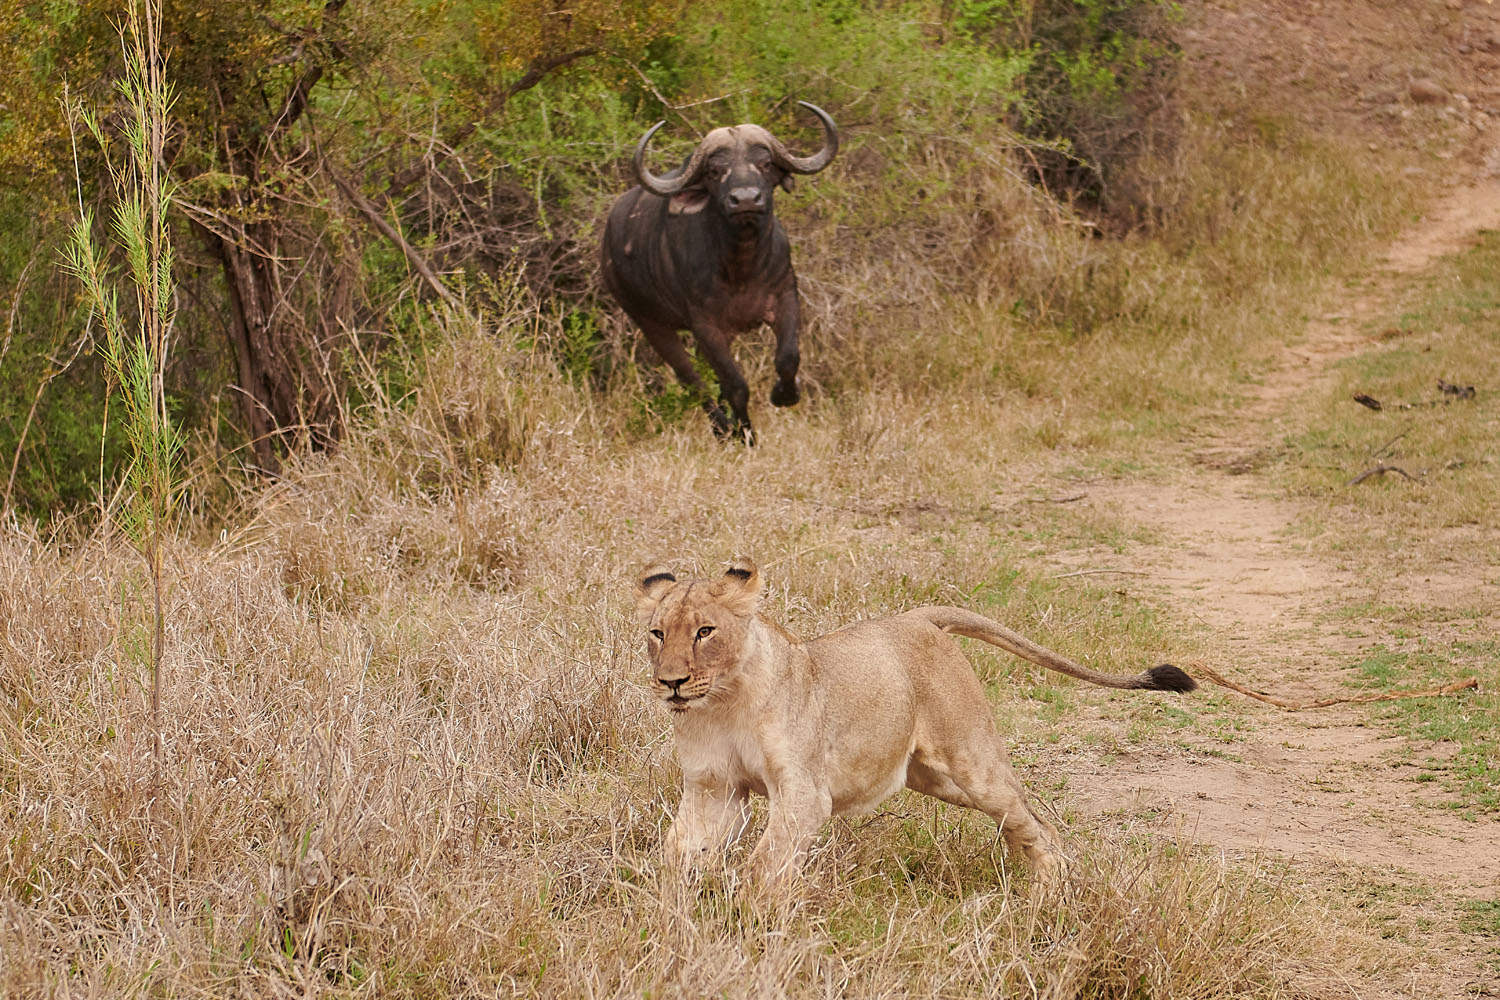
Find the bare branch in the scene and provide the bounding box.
[1194,662,1477,711]
[1346,463,1420,486]
[264,0,348,144]
[1050,568,1148,579]
[330,169,466,315]
[1370,429,1410,459]
[386,46,599,197]
[2,252,40,368]
[611,56,747,128]
[6,305,94,510]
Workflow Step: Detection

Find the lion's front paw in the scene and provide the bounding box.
[1025,846,1069,896]
[664,828,718,871]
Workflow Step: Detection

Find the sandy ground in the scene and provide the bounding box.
[1047,72,1500,999]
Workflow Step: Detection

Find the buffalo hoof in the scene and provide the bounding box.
[705,403,734,438]
[707,413,756,446]
[770,380,800,408]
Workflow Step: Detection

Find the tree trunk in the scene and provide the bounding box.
[204,205,340,472]
[209,228,280,471]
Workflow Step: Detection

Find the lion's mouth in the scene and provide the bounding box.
[665,693,695,712]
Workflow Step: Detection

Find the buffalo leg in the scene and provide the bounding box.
[769,285,801,408]
[691,327,754,445]
[637,320,733,436]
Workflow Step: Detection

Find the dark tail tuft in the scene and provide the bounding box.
[1141,663,1197,693]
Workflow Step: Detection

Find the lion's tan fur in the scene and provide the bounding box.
[635,559,1193,883]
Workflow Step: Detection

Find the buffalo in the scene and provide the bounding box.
[600,102,838,443]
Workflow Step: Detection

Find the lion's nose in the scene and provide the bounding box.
[658,672,690,692]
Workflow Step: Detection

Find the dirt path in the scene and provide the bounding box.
[1054,179,1500,996]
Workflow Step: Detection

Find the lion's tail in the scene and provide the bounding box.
[915,607,1197,693]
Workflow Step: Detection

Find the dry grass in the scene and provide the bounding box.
[0,522,1398,997]
[0,97,1432,998]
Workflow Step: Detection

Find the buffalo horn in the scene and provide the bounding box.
[632,120,711,197]
[766,101,838,175]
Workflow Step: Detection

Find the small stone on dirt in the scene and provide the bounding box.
[1410,78,1451,104]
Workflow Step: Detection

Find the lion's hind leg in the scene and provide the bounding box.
[907,743,1062,877]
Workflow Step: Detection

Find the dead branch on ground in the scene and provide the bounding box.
[1023,492,1087,504]
[1051,568,1148,579]
[1192,662,1477,711]
[1369,429,1409,459]
[1347,463,1419,486]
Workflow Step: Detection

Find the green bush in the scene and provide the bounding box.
[957,0,1183,223]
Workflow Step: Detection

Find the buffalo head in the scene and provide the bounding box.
[633,102,838,226]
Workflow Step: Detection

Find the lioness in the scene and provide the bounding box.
[635,558,1196,883]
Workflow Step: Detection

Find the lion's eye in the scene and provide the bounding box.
[696,626,715,640]
[649,628,664,641]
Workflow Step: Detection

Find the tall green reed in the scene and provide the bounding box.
[61,0,179,784]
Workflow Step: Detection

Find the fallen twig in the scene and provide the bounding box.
[1051,568,1148,579]
[1347,463,1419,486]
[1192,662,1477,711]
[1022,492,1087,504]
[1370,429,1410,459]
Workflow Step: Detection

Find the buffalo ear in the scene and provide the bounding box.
[778,174,795,193]
[668,188,710,215]
[634,564,678,622]
[710,556,762,616]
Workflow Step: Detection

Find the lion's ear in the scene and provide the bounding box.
[634,564,677,622]
[711,557,762,616]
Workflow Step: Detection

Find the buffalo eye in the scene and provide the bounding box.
[649,628,664,641]
[696,625,715,641]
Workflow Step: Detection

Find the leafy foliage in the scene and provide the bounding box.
[956,0,1183,222]
[0,0,1184,518]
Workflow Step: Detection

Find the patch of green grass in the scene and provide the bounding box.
[1202,715,1253,745]
[1277,233,1500,565]
[1369,680,1499,815]
[1460,900,1500,937]
[1324,639,1499,811]
[1347,645,1456,689]
[1177,743,1244,763]
[1019,684,1072,722]
[1159,705,1196,730]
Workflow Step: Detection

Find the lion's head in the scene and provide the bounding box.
[634,558,763,713]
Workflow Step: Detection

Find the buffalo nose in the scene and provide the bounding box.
[726,187,765,212]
